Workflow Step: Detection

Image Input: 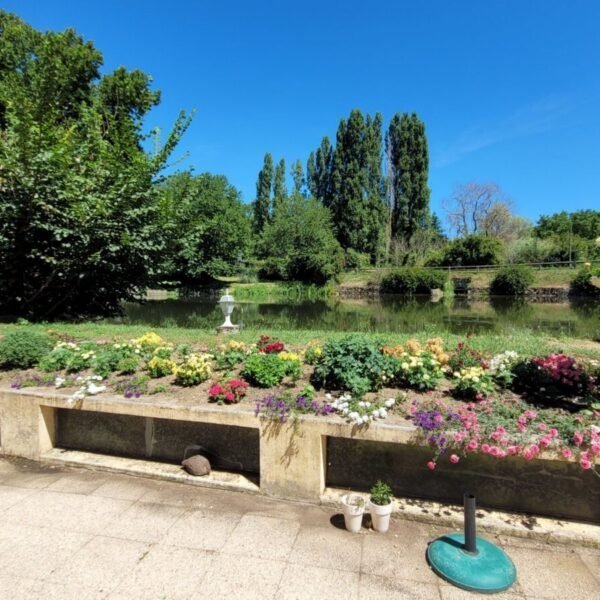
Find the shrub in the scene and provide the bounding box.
[438,234,503,267]
[0,330,51,369]
[311,335,397,397]
[38,343,76,372]
[344,249,371,271]
[242,353,300,388]
[570,265,600,297]
[383,339,445,391]
[173,354,212,386]
[380,268,446,295]
[490,266,535,296]
[208,379,249,404]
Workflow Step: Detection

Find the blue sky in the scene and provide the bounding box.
[6,1,600,225]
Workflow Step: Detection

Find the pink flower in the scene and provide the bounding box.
[427,461,437,470]
[481,444,491,454]
[573,431,584,446]
[467,440,478,451]
[449,454,460,464]
[580,459,593,470]
[224,392,235,403]
[591,443,600,455]
[561,448,573,459]
[507,446,518,455]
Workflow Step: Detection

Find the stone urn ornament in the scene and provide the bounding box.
[217,289,239,333]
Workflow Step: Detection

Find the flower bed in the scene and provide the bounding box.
[0,329,598,477]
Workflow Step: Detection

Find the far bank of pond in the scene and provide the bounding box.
[112,296,600,341]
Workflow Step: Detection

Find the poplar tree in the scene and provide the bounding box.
[253,152,273,233]
[329,110,386,259]
[307,136,333,206]
[290,159,305,196]
[272,158,287,216]
[386,113,430,243]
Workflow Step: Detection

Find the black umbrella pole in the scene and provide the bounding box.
[464,493,477,554]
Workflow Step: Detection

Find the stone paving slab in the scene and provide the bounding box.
[0,457,598,600]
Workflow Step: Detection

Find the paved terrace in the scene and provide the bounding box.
[0,458,598,600]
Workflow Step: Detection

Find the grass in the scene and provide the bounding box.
[1,322,598,359]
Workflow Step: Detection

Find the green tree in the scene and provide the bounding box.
[158,172,251,285]
[290,159,305,196]
[329,109,386,259]
[307,136,333,205]
[0,11,190,319]
[436,234,503,267]
[253,152,273,233]
[272,158,287,216]
[259,197,343,283]
[386,113,431,244]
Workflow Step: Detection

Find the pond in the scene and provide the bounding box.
[111,296,600,339]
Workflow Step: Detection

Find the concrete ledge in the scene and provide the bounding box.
[42,448,259,494]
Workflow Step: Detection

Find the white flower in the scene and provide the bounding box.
[55,377,65,388]
[379,408,387,418]
[86,383,106,395]
[384,398,395,408]
[325,393,332,400]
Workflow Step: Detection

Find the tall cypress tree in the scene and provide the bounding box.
[253,152,273,233]
[272,158,287,216]
[386,113,430,243]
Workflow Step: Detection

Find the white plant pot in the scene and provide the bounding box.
[369,500,393,533]
[341,494,365,533]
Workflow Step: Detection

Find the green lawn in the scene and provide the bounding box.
[1,323,598,359]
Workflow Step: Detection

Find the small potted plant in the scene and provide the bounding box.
[369,480,393,533]
[340,493,365,533]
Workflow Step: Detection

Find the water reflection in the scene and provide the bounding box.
[111,296,600,339]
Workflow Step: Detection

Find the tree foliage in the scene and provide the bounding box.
[272,158,287,217]
[386,113,430,244]
[0,11,190,319]
[157,172,251,285]
[259,196,343,283]
[253,152,273,233]
[433,234,503,267]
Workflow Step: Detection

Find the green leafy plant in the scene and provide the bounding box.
[117,356,140,375]
[370,480,393,506]
[490,266,535,296]
[380,268,447,294]
[311,335,397,397]
[0,329,51,369]
[242,353,300,388]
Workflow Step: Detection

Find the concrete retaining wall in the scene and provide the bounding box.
[0,388,598,522]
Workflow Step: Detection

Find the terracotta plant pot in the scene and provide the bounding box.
[369,500,393,533]
[341,493,365,533]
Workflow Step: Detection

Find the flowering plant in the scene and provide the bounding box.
[383,339,445,391]
[257,335,285,354]
[255,392,334,422]
[303,342,322,365]
[452,366,495,399]
[448,341,487,373]
[147,356,177,378]
[215,340,248,370]
[409,397,599,473]
[134,332,165,351]
[512,353,596,405]
[173,354,212,387]
[488,351,519,388]
[242,353,301,387]
[328,392,400,426]
[208,378,249,404]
